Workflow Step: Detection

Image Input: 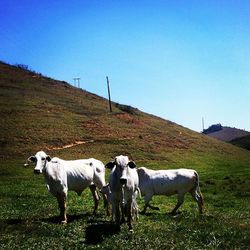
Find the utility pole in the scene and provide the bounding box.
[106,76,112,112]
[202,117,205,132]
[73,77,80,88]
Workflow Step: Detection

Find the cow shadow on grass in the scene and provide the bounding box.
[41,212,95,224]
[85,221,120,244]
[0,218,25,233]
[1,218,24,225]
[139,210,194,221]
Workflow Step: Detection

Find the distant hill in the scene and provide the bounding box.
[1,61,250,167]
[203,125,250,142]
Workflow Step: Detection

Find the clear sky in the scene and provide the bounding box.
[1,0,249,132]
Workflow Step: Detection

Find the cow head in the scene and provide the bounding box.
[106,155,136,185]
[26,151,51,174]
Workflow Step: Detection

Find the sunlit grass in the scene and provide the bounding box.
[0,158,249,249]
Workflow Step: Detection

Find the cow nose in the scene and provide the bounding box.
[34,169,40,174]
[120,178,127,185]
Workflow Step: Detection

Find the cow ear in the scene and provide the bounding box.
[105,162,115,169]
[128,161,136,169]
[46,155,51,162]
[28,156,36,163]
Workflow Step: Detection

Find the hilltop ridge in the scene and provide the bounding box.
[203,124,250,142]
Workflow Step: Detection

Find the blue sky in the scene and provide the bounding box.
[1,0,249,132]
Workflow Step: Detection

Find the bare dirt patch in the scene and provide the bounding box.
[46,140,94,150]
[115,113,144,125]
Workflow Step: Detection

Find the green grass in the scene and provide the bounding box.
[0,158,249,250]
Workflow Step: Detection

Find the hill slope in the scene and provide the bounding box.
[230,134,250,150]
[1,62,250,168]
[203,125,250,142]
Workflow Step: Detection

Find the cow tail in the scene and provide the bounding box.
[194,171,204,207]
[136,187,141,199]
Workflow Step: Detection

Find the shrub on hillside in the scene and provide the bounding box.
[203,124,223,134]
[115,103,138,114]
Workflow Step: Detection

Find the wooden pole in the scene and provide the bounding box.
[106,76,112,112]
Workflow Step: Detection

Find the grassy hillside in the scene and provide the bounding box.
[1,62,250,249]
[1,61,249,164]
[231,134,250,151]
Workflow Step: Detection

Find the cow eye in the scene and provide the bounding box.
[41,157,45,161]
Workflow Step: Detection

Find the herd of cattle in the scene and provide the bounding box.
[24,151,204,232]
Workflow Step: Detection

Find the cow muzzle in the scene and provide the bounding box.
[24,163,29,168]
[34,169,41,174]
[120,178,127,185]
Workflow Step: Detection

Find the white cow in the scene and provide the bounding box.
[25,151,108,223]
[105,155,139,231]
[137,167,204,215]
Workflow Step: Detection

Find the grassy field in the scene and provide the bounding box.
[0,153,250,250]
[0,62,250,249]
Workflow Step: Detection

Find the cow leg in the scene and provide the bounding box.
[120,203,126,224]
[114,200,121,228]
[102,192,111,216]
[93,174,111,216]
[132,199,139,221]
[89,185,99,216]
[110,205,115,222]
[126,199,133,231]
[56,193,67,224]
[170,193,185,215]
[141,193,154,214]
[190,189,204,214]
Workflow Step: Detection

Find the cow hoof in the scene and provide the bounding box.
[169,212,176,216]
[61,220,67,224]
[120,218,126,224]
[129,229,134,233]
[169,211,181,217]
[115,224,121,232]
